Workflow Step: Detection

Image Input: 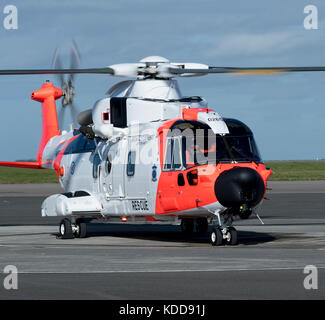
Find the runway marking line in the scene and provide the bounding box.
[10,267,325,274]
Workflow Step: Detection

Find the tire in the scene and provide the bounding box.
[75,219,87,238]
[211,228,223,246]
[59,218,74,239]
[181,218,194,236]
[225,227,238,245]
[196,218,208,234]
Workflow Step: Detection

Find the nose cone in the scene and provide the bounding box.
[214,167,265,208]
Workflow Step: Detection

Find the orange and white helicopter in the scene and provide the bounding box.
[1,46,325,245]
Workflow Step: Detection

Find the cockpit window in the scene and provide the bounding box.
[183,133,261,167]
[165,119,262,170]
[163,137,184,171]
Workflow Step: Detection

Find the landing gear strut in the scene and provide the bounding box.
[210,211,238,246]
[224,226,238,245]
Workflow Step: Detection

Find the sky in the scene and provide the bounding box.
[0,0,324,160]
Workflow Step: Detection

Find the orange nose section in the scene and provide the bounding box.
[214,167,265,208]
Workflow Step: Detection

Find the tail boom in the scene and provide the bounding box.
[0,161,42,169]
[0,82,62,169]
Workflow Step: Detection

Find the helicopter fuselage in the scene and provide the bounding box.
[39,90,271,225]
[0,77,272,244]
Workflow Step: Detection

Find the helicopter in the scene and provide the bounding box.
[1,45,325,246]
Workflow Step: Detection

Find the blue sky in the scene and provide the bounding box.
[0,0,324,160]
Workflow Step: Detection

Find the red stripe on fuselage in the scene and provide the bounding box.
[53,135,79,178]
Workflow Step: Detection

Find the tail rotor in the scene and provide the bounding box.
[52,41,81,130]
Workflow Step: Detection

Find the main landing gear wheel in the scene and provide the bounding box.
[210,228,223,246]
[59,218,74,239]
[75,219,87,238]
[181,218,194,236]
[210,227,238,246]
[224,227,238,246]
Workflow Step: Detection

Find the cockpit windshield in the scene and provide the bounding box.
[164,119,262,170]
[189,133,262,166]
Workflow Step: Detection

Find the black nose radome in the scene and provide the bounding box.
[214,167,265,208]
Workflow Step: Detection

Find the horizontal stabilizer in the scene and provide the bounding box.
[0,161,42,169]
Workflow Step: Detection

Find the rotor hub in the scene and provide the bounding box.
[139,56,170,65]
[61,81,75,107]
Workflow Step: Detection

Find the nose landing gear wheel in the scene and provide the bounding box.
[59,218,74,239]
[211,228,223,246]
[224,227,238,246]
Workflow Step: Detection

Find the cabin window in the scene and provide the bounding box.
[187,169,198,186]
[103,111,110,122]
[105,156,112,175]
[64,134,100,155]
[163,137,184,171]
[127,151,136,176]
[177,173,185,186]
[93,153,101,179]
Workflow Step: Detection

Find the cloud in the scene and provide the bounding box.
[0,0,325,160]
[206,29,315,58]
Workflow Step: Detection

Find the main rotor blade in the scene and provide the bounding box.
[169,66,325,76]
[0,67,114,76]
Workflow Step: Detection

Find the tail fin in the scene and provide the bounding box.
[0,81,62,169]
